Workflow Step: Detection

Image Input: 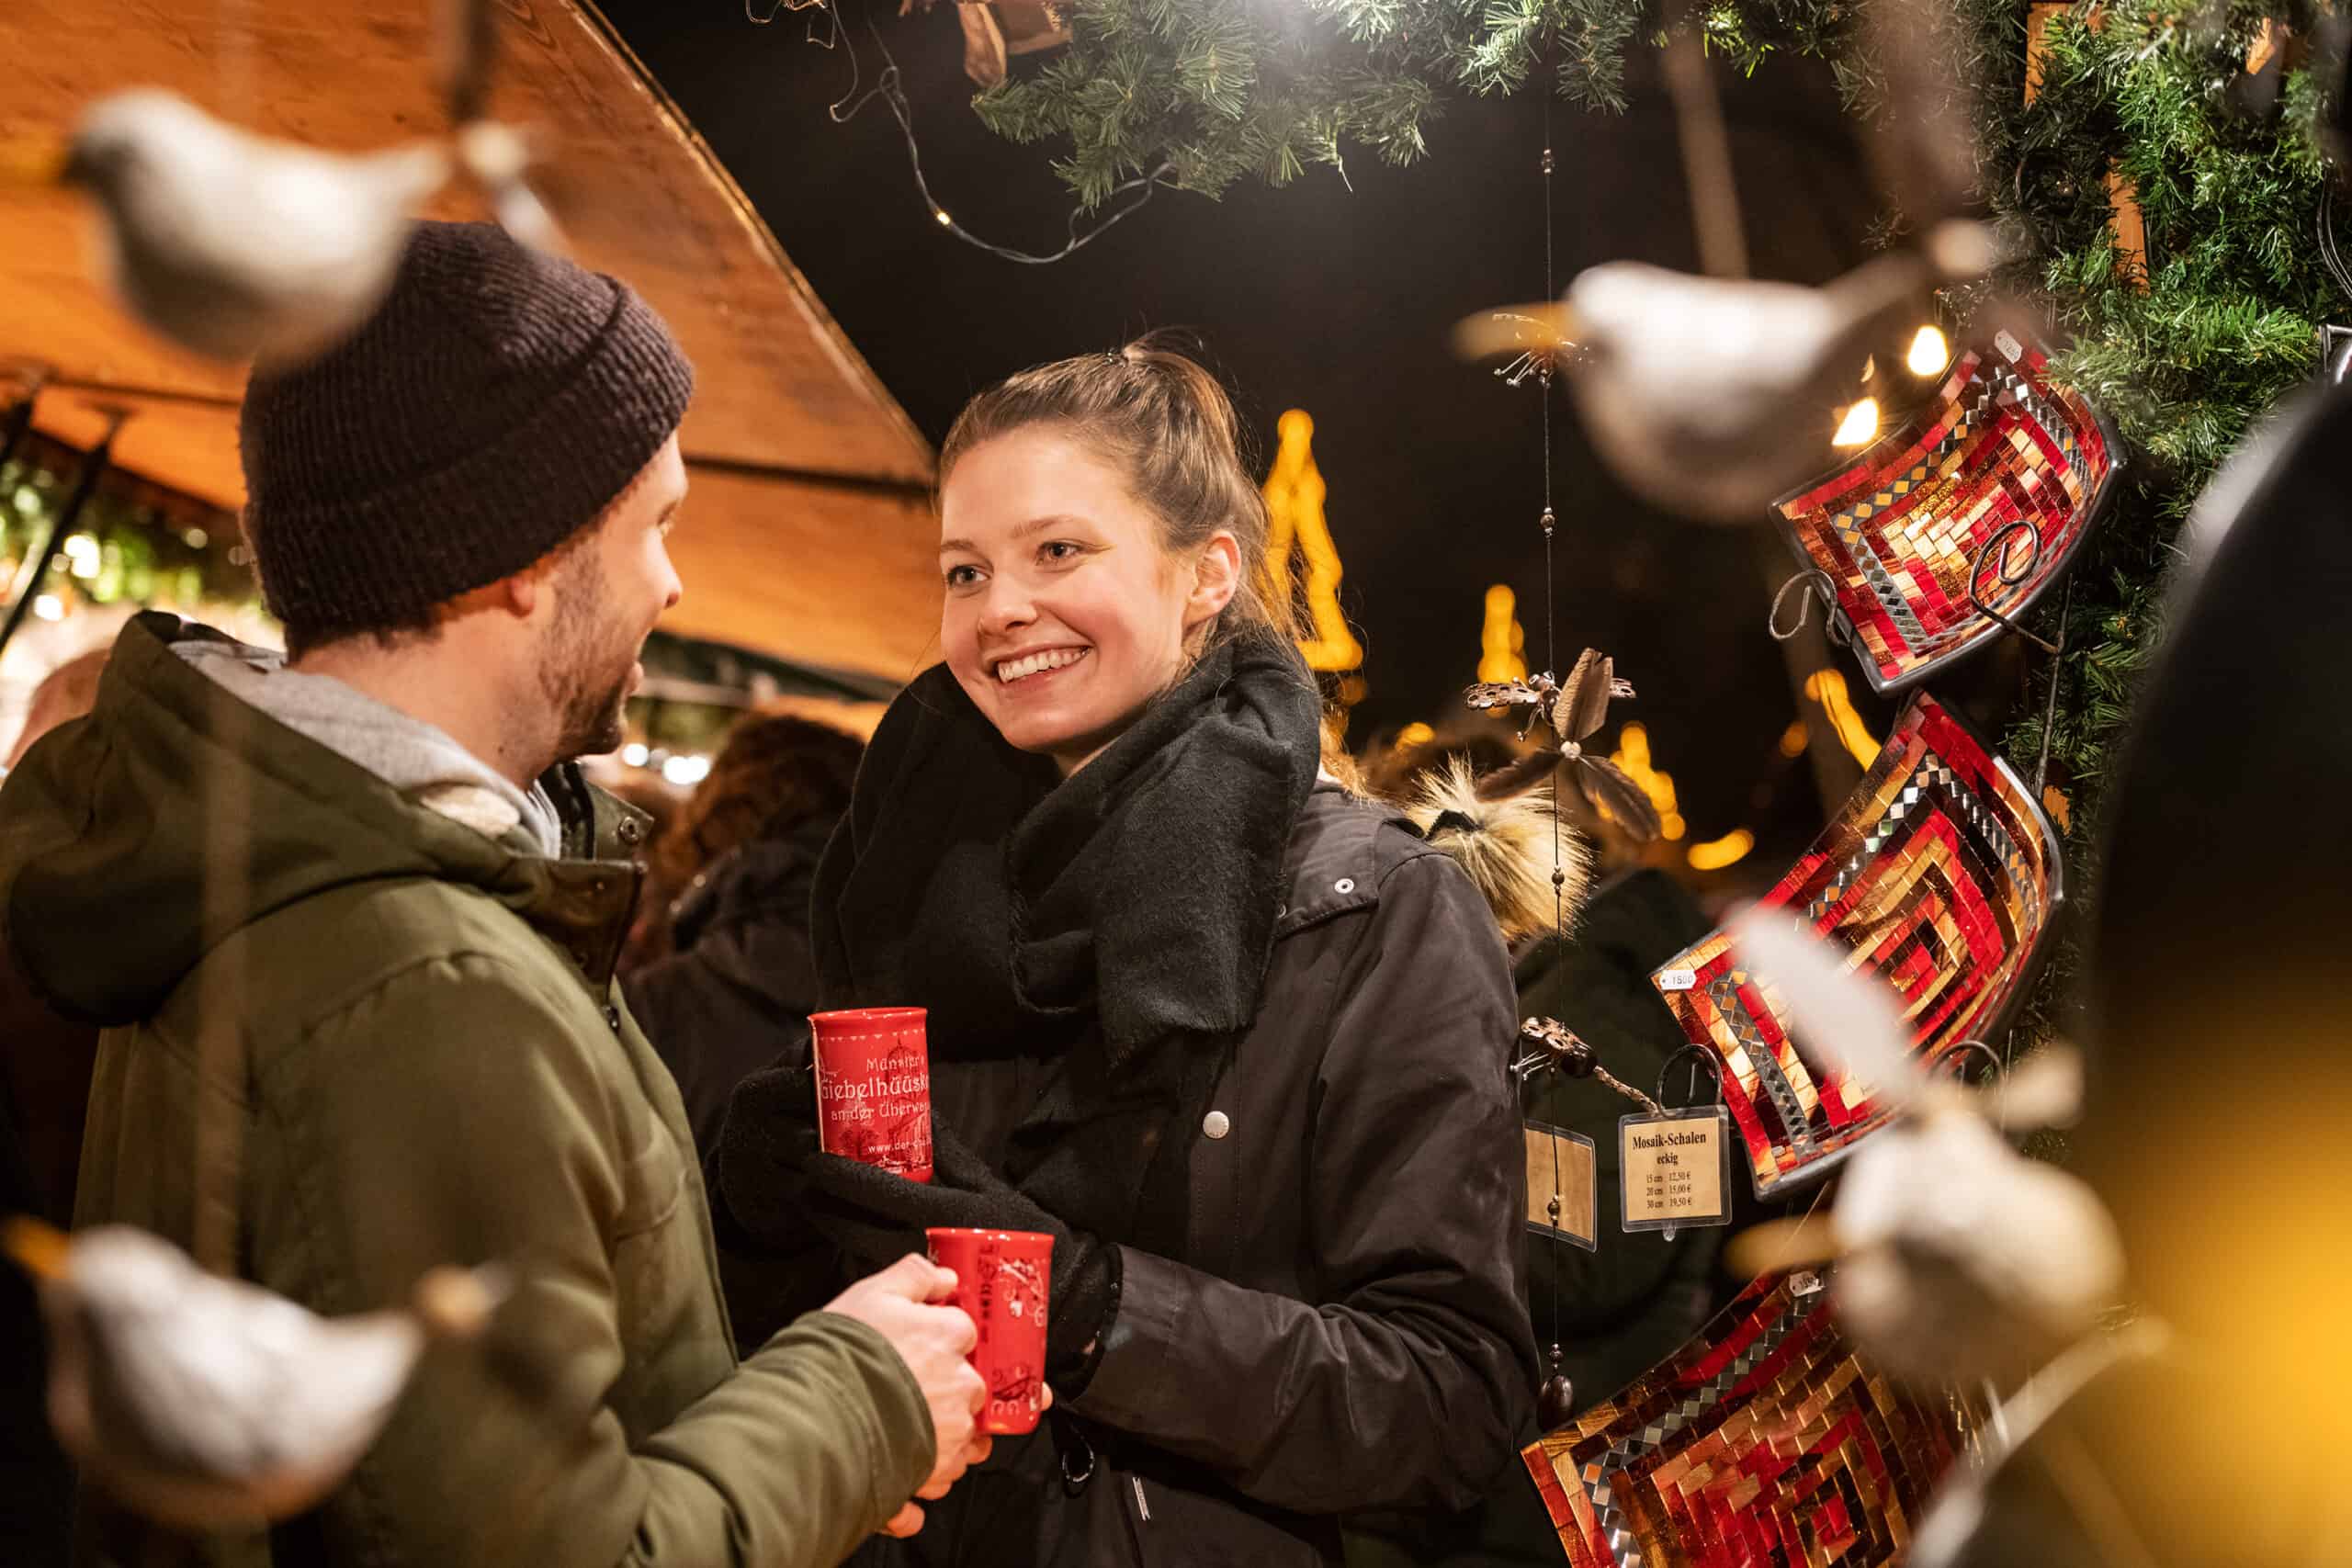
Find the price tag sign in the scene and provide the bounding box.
[1523,1121,1598,1251]
[1618,1107,1734,1236]
[1656,967,1698,993]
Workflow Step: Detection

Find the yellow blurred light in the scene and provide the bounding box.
[1905,324,1951,378]
[1778,718,1809,758]
[1396,722,1436,750]
[1687,828,1755,871]
[933,209,953,227]
[1832,398,1881,448]
[1660,812,1686,841]
[1610,722,1680,818]
[1477,584,1529,682]
[1803,669,1881,768]
[1261,409,1364,674]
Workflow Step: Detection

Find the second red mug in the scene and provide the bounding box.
[926,1226,1053,1435]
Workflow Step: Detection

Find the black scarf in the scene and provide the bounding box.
[810,634,1320,1250]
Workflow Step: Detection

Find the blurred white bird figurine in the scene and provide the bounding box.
[1721,909,2124,1387]
[56,90,452,365]
[1453,220,1998,523]
[6,1218,503,1530]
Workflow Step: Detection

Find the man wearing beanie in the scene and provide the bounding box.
[0,221,989,1567]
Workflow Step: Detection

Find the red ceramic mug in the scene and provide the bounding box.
[925,1227,1053,1435]
[808,1008,933,1184]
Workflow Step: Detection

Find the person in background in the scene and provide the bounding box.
[714,334,1536,1566]
[625,713,865,1157]
[1337,729,1736,1568]
[0,220,987,1567]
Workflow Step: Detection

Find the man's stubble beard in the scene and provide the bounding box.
[537,547,639,764]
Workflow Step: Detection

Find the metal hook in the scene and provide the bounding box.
[1768,568,1853,652]
[1656,1043,1727,1111]
[1967,520,2062,654]
[1933,1038,2006,1087]
[1768,569,1834,642]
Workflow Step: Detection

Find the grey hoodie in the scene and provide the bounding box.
[174,638,564,857]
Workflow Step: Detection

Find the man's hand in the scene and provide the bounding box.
[823,1254,990,1537]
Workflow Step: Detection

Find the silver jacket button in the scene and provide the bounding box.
[1203,1111,1231,1140]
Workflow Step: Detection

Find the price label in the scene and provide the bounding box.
[1523,1121,1598,1251]
[1656,967,1698,993]
[1995,328,2025,364]
[1618,1108,1734,1235]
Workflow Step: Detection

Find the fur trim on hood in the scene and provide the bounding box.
[1401,758,1589,943]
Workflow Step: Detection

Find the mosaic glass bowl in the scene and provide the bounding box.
[1521,1272,1971,1568]
[1775,331,2121,695]
[1648,694,2064,1198]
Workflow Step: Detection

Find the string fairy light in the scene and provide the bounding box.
[749,0,1169,265]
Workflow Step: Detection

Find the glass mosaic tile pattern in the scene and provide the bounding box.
[1775,333,2120,695]
[1521,1274,1969,1568]
[1648,694,2063,1198]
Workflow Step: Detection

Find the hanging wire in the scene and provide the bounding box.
[755,0,1170,265]
[1537,61,1568,1383]
[2320,183,2352,306]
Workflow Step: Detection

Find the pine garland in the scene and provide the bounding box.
[1969,3,2336,1043]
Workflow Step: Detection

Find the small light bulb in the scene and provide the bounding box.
[1905,324,1951,377]
[32,594,62,622]
[1832,397,1881,448]
[933,209,952,228]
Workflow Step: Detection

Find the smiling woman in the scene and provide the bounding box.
[931,335,1305,772]
[711,333,1540,1568]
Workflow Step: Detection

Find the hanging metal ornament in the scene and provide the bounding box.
[2314,186,2352,383]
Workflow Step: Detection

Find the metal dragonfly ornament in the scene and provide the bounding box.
[1464,648,1663,842]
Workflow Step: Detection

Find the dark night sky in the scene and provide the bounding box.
[599,0,1915,879]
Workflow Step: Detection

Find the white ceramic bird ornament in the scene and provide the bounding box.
[45,82,561,367]
[1722,909,2124,1389]
[53,90,453,366]
[6,1218,504,1530]
[1454,220,1998,523]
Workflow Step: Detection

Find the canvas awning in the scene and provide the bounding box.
[0,0,943,682]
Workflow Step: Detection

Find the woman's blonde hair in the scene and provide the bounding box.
[938,331,1309,675]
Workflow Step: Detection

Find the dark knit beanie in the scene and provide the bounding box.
[239,220,695,643]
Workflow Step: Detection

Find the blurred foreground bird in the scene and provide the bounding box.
[27,86,560,367]
[6,1218,503,1530]
[1721,909,2123,1387]
[1453,221,1996,523]
[52,90,451,365]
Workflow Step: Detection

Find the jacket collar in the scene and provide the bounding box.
[520,762,649,991]
[1272,784,1409,939]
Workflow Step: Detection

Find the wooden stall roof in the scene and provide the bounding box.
[0,0,943,681]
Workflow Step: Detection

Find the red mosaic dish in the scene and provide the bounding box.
[1521,1273,1971,1568]
[1775,331,2121,695]
[1648,694,2064,1198]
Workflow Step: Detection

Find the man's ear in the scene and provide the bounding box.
[1186,532,1241,628]
[451,567,542,622]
